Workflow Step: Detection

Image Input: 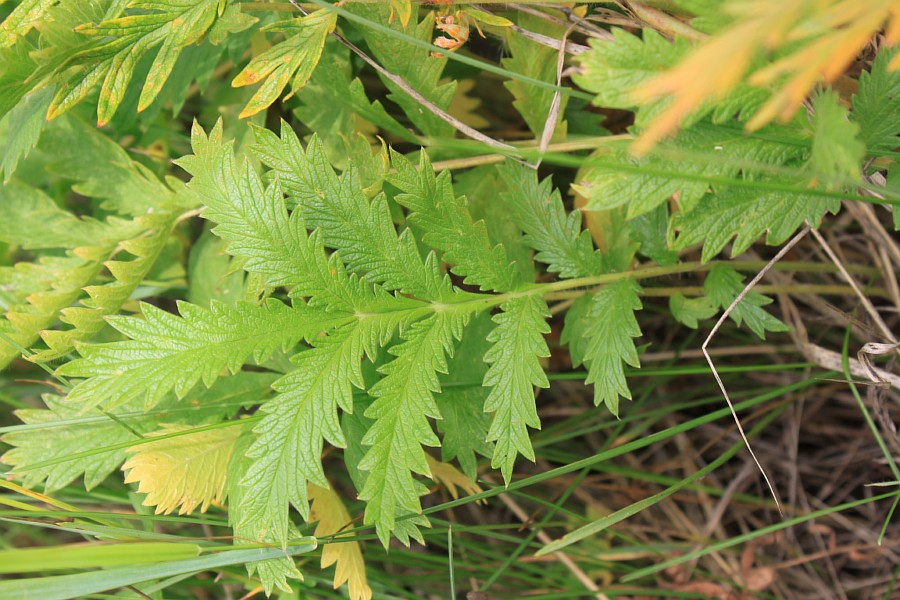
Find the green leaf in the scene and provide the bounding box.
[573,28,688,112]
[483,295,550,483]
[48,0,254,125]
[502,12,568,139]
[0,0,56,48]
[579,279,643,416]
[809,89,864,183]
[345,4,456,137]
[239,324,369,549]
[671,186,839,262]
[0,180,143,250]
[852,47,900,153]
[187,229,245,306]
[0,543,316,600]
[575,122,804,218]
[180,121,409,314]
[58,299,336,411]
[703,264,789,339]
[1,371,256,491]
[360,310,471,546]
[232,10,336,118]
[669,293,716,329]
[1,85,53,181]
[389,150,520,292]
[0,542,200,574]
[498,161,603,278]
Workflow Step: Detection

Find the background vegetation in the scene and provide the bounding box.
[0,0,898,598]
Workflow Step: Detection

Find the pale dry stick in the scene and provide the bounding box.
[703,225,811,517]
[510,3,614,41]
[808,226,898,346]
[531,16,578,169]
[288,0,516,153]
[479,474,609,600]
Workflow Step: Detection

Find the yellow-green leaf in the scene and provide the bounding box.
[232,10,336,118]
[425,455,484,500]
[309,483,373,600]
[123,424,243,515]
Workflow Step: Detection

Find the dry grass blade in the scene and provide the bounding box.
[702,226,811,517]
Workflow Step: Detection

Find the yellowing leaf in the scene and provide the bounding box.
[123,424,242,515]
[232,10,336,118]
[425,454,484,500]
[390,0,411,27]
[632,0,900,153]
[309,483,372,600]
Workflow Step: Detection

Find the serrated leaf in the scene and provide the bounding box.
[309,483,373,600]
[669,293,716,329]
[239,324,369,548]
[703,264,789,339]
[671,186,839,262]
[502,12,568,139]
[852,47,900,153]
[498,161,603,279]
[232,10,335,118]
[249,124,452,301]
[809,89,864,183]
[575,121,805,218]
[123,423,243,515]
[574,28,688,112]
[345,4,456,137]
[389,150,519,292]
[59,299,337,412]
[436,314,494,480]
[483,295,550,483]
[359,310,471,546]
[1,85,53,181]
[580,279,643,415]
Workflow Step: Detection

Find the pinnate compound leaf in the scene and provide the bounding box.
[123,423,243,515]
[59,299,335,412]
[704,264,789,339]
[0,0,55,47]
[232,10,336,118]
[388,150,519,292]
[49,0,255,125]
[309,483,373,600]
[249,125,452,301]
[484,295,550,483]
